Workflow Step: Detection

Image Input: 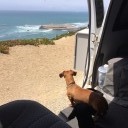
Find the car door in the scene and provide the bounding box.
[91,0,128,102]
[82,0,105,87]
[92,1,128,127]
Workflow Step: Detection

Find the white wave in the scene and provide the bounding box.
[16,25,53,33]
[71,22,88,28]
[42,29,53,33]
[16,25,40,32]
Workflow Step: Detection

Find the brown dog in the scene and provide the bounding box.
[59,70,108,117]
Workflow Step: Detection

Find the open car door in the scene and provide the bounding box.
[92,0,128,127]
[82,0,104,87]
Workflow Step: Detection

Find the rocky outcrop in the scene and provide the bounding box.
[39,24,85,31]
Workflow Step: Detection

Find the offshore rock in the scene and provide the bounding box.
[39,24,85,31]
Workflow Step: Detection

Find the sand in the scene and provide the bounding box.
[0,35,84,115]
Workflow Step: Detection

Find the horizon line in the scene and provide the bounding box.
[0,9,88,13]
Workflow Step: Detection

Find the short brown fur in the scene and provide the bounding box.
[59,70,108,117]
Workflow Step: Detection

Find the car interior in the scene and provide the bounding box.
[1,0,128,128]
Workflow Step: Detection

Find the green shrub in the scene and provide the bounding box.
[0,38,55,54]
[0,32,75,54]
[37,38,54,45]
[0,45,9,54]
[52,31,75,40]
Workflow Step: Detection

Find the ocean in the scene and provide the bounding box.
[0,11,88,41]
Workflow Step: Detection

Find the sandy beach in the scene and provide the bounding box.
[0,35,84,115]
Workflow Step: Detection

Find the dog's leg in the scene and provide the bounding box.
[68,95,75,107]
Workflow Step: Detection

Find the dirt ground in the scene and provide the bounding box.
[0,35,84,115]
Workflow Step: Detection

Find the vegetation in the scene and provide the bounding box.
[0,31,76,54]
[52,31,75,40]
[0,45,9,54]
[0,38,55,54]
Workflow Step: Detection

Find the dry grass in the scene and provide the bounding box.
[0,32,76,54]
[0,38,55,54]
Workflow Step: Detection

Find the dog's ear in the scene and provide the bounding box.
[73,71,77,76]
[59,72,64,78]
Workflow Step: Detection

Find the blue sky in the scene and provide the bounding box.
[0,0,110,12]
[0,0,87,12]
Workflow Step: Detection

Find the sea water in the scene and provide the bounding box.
[0,11,88,41]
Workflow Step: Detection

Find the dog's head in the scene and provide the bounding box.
[59,70,77,78]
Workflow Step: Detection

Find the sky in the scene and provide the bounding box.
[0,0,110,12]
[0,0,88,12]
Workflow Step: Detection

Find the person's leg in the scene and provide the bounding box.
[95,102,128,128]
[0,100,71,128]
